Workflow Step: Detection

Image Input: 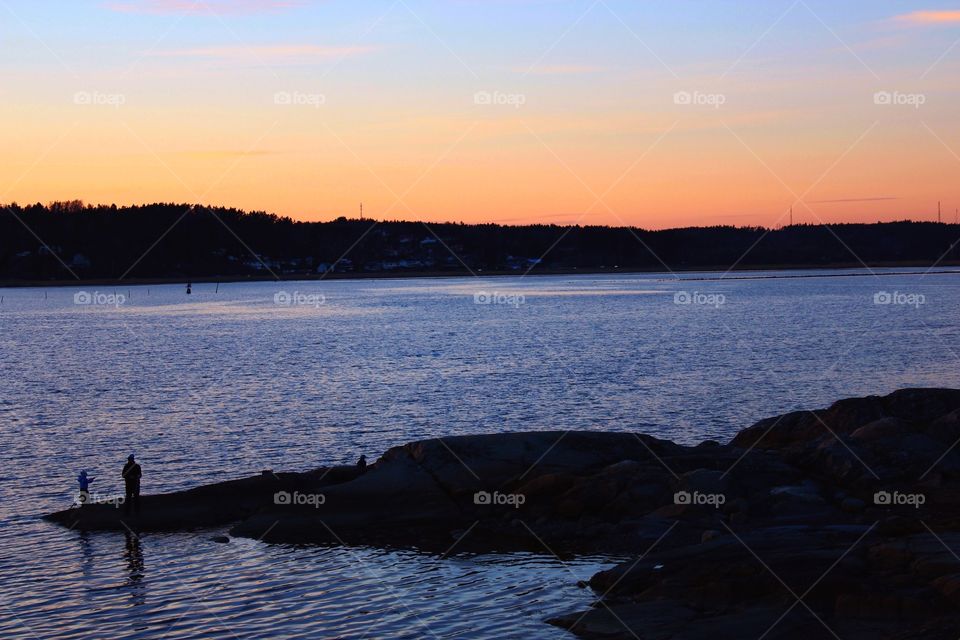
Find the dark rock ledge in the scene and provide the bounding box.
[44,388,960,638]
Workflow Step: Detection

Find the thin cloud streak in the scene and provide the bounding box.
[149,44,377,59]
[894,10,960,25]
[808,197,901,204]
[173,150,276,160]
[104,0,306,14]
[517,64,605,75]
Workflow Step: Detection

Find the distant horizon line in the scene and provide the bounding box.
[6,200,958,232]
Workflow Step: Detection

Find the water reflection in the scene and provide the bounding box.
[77,531,95,579]
[123,530,145,608]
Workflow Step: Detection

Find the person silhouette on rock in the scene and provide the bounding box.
[122,455,142,515]
[357,455,367,472]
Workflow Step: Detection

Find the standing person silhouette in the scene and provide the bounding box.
[122,455,142,515]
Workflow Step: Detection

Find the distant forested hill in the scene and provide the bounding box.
[1,201,958,282]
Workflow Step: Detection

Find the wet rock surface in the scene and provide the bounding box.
[44,388,960,638]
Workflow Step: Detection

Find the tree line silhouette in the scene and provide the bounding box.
[2,201,958,282]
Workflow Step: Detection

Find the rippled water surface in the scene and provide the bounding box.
[2,270,959,638]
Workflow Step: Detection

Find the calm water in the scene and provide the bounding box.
[1,269,959,638]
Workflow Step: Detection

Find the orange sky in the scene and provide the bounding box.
[1,1,958,229]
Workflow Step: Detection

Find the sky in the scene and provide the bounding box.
[1,0,959,229]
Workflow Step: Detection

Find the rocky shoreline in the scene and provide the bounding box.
[45,388,960,638]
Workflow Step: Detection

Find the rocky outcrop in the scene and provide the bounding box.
[731,388,960,450]
[43,467,365,532]
[551,388,960,640]
[43,388,960,638]
[232,431,700,548]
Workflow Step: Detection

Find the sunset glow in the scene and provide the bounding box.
[2,0,959,228]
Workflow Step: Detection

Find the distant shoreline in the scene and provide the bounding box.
[2,261,959,289]
[7,207,959,289]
